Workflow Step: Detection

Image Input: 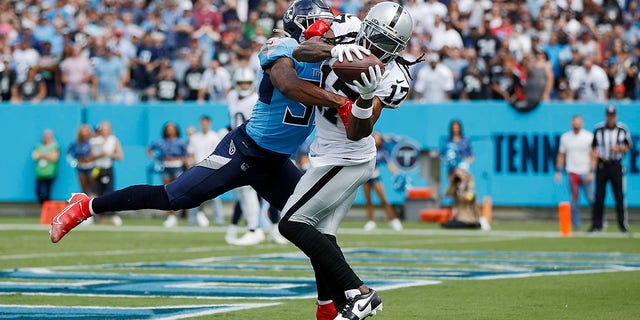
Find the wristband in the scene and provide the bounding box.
[351,103,372,119]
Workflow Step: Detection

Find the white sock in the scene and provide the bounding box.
[88,199,96,216]
[317,299,333,305]
[345,289,361,299]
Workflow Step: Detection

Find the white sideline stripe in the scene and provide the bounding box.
[2,223,637,238]
[0,303,281,320]
[0,246,238,260]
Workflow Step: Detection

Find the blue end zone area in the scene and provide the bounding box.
[0,303,279,319]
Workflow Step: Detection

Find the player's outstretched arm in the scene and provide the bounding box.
[292,37,333,62]
[268,57,346,108]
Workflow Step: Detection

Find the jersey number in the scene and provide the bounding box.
[383,84,409,106]
[283,103,314,126]
[320,64,359,125]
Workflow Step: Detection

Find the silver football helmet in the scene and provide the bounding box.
[232,67,257,97]
[356,2,413,63]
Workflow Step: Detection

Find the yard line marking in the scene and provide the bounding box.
[1,223,637,238]
[0,246,238,260]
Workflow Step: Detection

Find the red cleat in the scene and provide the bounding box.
[316,301,337,320]
[50,193,92,243]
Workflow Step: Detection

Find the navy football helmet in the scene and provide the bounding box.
[283,0,333,43]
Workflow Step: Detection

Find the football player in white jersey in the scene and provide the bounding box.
[278,3,420,320]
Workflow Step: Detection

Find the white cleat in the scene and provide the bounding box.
[196,211,210,227]
[334,289,383,320]
[233,229,266,246]
[389,218,403,231]
[363,220,377,231]
[163,214,178,228]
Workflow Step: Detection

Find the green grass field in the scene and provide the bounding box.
[1,216,639,319]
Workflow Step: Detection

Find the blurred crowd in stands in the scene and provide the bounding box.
[0,0,639,104]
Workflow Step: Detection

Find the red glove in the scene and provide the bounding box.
[303,19,331,40]
[337,98,352,128]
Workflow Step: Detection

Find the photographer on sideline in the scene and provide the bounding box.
[441,162,488,230]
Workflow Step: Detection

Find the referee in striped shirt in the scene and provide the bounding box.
[589,105,631,233]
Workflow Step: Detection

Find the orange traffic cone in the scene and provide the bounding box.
[558,202,572,237]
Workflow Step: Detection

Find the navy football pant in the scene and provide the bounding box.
[92,126,302,214]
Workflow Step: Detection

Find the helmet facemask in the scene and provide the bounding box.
[356,19,408,63]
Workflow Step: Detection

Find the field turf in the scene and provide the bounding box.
[1,216,639,319]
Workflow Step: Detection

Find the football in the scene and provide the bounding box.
[332,54,385,85]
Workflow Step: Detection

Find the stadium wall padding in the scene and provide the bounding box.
[1,101,638,208]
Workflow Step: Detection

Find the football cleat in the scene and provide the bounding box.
[163,214,178,227]
[316,301,337,320]
[50,193,92,243]
[334,289,383,320]
[196,211,210,227]
[363,220,377,231]
[232,229,266,246]
[389,218,403,231]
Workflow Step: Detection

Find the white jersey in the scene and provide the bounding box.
[310,14,411,167]
[558,128,594,175]
[189,130,221,163]
[226,89,258,130]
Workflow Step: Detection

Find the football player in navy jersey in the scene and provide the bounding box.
[50,0,365,244]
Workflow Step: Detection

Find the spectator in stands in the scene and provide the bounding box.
[152,65,182,101]
[362,132,403,232]
[60,45,93,104]
[555,115,594,230]
[490,56,524,103]
[569,55,610,102]
[38,41,62,100]
[183,55,205,101]
[460,49,488,100]
[90,121,124,226]
[68,124,94,195]
[607,44,637,100]
[133,32,163,97]
[198,58,231,102]
[441,47,468,100]
[12,37,40,84]
[524,49,554,104]
[16,67,46,103]
[32,129,59,204]
[412,52,454,102]
[0,55,18,102]
[475,16,502,64]
[147,121,189,228]
[93,45,126,103]
[173,3,195,53]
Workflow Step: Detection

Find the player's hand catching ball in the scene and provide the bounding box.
[330,44,371,62]
[353,65,388,100]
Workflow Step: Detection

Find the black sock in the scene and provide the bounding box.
[313,234,348,307]
[279,219,363,291]
[92,185,171,214]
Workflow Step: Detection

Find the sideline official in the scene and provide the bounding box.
[589,105,631,233]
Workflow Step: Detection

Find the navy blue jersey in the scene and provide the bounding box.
[245,37,322,155]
